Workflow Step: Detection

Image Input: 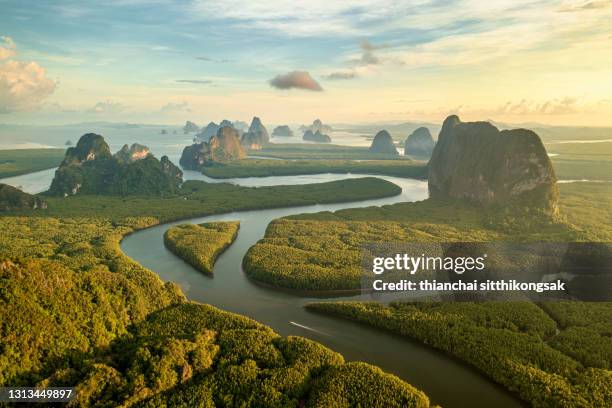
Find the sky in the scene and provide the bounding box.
[1,0,612,126]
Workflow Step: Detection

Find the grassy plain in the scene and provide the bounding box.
[250,143,404,160]
[202,159,427,179]
[0,148,65,178]
[548,141,612,181]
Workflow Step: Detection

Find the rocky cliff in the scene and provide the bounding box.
[115,143,151,163]
[180,126,246,170]
[59,133,112,166]
[49,134,182,196]
[404,127,435,158]
[241,117,269,150]
[369,130,398,155]
[195,122,220,142]
[428,115,558,213]
[300,119,332,134]
[0,184,47,212]
[272,125,293,137]
[210,126,247,161]
[183,121,199,134]
[303,130,332,143]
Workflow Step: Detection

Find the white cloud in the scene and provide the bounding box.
[0,37,56,113]
[0,36,16,60]
[87,100,126,114]
[497,98,579,115]
[160,101,191,114]
[323,71,358,80]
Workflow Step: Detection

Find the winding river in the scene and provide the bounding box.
[120,172,522,408]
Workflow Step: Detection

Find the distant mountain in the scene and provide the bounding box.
[303,129,331,143]
[194,122,220,142]
[180,126,246,170]
[369,130,398,155]
[404,127,434,158]
[183,121,199,133]
[49,133,182,196]
[300,119,333,134]
[241,117,269,150]
[272,125,293,137]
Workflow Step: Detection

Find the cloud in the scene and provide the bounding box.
[196,56,233,63]
[269,71,323,91]
[498,98,579,115]
[0,36,16,60]
[87,100,125,114]
[559,0,611,12]
[357,40,382,65]
[323,71,358,80]
[160,101,191,114]
[0,37,56,114]
[175,79,212,84]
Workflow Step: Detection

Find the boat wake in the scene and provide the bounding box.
[289,321,328,336]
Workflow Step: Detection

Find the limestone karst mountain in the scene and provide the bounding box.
[195,122,221,142]
[300,119,333,134]
[115,143,151,163]
[272,125,294,137]
[428,115,558,214]
[241,117,269,150]
[183,121,199,134]
[369,130,399,155]
[0,184,47,211]
[404,127,435,158]
[303,129,332,143]
[49,134,182,196]
[180,126,246,170]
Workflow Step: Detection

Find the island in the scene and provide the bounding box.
[272,125,294,137]
[164,221,240,275]
[48,133,182,196]
[241,116,270,150]
[303,129,332,143]
[404,127,435,158]
[180,126,246,170]
[369,130,399,155]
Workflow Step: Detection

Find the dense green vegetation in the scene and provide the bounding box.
[244,189,584,291]
[202,158,427,179]
[548,141,612,181]
[241,181,611,405]
[43,302,430,407]
[0,216,184,386]
[0,216,432,407]
[558,182,612,241]
[8,178,401,221]
[0,148,65,178]
[250,143,406,160]
[306,301,611,407]
[0,175,436,405]
[164,222,240,275]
